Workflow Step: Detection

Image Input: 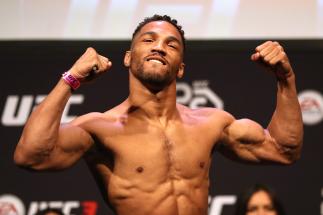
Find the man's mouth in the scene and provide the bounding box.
[146,56,167,65]
[148,59,164,65]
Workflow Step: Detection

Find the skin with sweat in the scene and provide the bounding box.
[14,21,303,215]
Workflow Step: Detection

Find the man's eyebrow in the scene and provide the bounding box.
[139,31,182,45]
[167,36,181,45]
[139,31,156,37]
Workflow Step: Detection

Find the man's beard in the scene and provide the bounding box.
[134,64,177,91]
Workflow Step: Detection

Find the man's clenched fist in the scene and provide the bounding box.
[69,47,112,83]
[251,41,293,81]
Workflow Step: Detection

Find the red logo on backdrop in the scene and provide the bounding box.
[82,201,98,215]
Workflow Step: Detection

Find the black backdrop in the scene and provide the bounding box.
[0,40,322,215]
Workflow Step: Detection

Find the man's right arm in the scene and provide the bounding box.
[14,48,111,170]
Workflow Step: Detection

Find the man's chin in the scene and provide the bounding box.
[134,65,175,90]
[144,76,170,87]
[139,73,173,91]
[144,66,167,75]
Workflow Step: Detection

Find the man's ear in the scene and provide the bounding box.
[124,51,131,67]
[177,62,185,78]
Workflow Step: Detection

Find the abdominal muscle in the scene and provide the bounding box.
[107,172,210,215]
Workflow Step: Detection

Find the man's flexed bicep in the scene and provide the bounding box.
[217,41,303,165]
[219,118,296,165]
[14,116,95,171]
[14,47,111,171]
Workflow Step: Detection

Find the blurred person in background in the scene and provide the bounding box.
[234,184,286,215]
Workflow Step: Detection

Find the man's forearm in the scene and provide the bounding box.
[267,73,303,158]
[14,79,72,165]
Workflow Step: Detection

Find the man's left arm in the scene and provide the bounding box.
[220,41,303,164]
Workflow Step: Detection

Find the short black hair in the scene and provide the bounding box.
[234,184,286,215]
[132,14,186,50]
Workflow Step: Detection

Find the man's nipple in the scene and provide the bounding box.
[136,166,144,173]
[199,162,205,169]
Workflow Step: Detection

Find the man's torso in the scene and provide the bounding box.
[80,104,231,215]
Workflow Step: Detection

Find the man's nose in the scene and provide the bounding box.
[151,41,166,56]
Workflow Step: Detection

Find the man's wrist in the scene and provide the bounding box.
[62,71,81,90]
[276,69,295,83]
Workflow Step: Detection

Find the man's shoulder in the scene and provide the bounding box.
[177,103,234,120]
[177,105,236,142]
[72,101,129,125]
[69,112,114,126]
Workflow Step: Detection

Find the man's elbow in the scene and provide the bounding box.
[14,149,29,169]
[13,148,33,168]
[13,147,45,171]
[14,136,35,167]
[280,143,302,165]
[280,153,300,165]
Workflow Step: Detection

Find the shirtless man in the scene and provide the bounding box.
[14,15,303,215]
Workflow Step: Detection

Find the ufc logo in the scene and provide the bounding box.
[1,95,84,126]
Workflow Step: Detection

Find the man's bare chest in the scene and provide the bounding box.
[88,120,220,179]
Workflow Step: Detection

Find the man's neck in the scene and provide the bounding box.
[127,73,179,126]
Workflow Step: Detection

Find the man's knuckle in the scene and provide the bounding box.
[280,52,287,58]
[87,47,97,56]
[260,51,266,57]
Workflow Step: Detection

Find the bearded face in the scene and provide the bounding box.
[133,52,180,89]
[125,21,184,90]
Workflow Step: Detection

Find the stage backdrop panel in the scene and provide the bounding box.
[0,40,322,215]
